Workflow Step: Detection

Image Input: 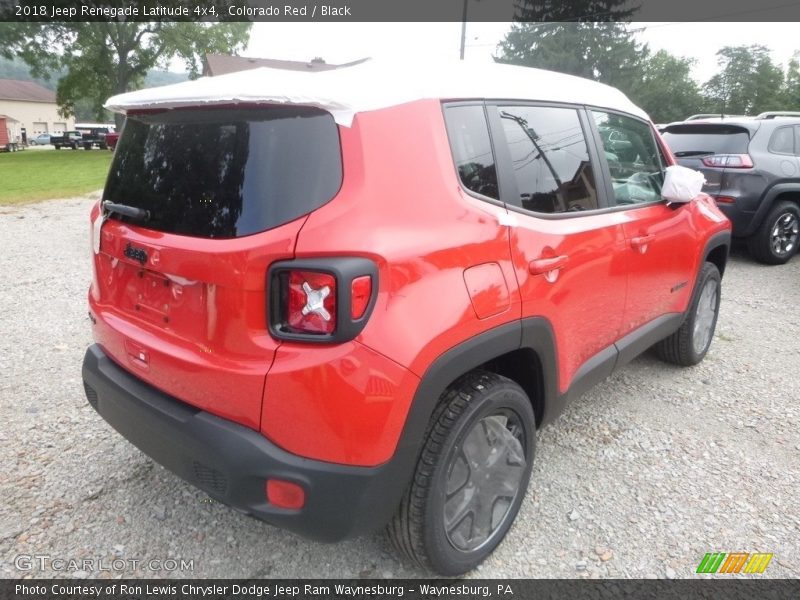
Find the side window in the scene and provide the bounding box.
[796,126,800,156]
[498,105,598,213]
[768,126,795,154]
[443,105,499,200]
[593,111,664,206]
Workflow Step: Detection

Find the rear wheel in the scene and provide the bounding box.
[747,200,800,265]
[656,262,721,366]
[387,370,535,575]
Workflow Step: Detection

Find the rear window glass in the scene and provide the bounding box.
[661,125,751,156]
[104,107,342,239]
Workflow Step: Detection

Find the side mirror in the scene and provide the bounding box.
[661,165,706,204]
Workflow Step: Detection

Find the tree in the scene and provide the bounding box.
[781,53,800,110]
[0,21,250,127]
[703,45,784,115]
[629,50,704,123]
[497,21,647,94]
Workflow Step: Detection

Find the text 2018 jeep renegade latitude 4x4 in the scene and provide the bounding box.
[82,61,731,574]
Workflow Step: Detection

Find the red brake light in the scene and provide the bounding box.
[701,154,753,168]
[286,270,336,335]
[714,196,736,204]
[266,479,305,509]
[351,275,372,320]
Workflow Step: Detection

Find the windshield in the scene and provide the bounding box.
[103,106,342,239]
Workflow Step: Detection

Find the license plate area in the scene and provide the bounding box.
[134,269,179,326]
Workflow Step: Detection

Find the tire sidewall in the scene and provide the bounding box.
[764,202,800,263]
[423,382,536,575]
[684,264,721,363]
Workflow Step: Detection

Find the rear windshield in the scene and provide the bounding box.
[661,125,751,156]
[104,107,342,239]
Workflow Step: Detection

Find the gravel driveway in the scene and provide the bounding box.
[1,196,798,579]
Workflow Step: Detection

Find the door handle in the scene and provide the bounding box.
[529,254,569,275]
[631,234,655,253]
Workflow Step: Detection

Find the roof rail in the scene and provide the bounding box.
[755,111,800,119]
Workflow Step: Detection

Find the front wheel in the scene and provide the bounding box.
[387,371,535,575]
[656,262,721,366]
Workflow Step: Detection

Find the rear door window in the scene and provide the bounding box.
[104,107,342,239]
[496,105,598,213]
[593,111,664,206]
[443,105,499,200]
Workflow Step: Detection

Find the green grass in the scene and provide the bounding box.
[0,148,113,206]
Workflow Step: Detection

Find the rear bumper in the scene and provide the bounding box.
[81,344,409,542]
[715,201,756,237]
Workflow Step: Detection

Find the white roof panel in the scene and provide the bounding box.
[105,59,649,127]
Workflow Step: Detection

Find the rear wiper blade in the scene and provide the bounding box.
[103,201,150,222]
[673,151,715,157]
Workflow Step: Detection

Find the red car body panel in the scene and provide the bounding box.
[88,204,306,430]
[88,98,730,470]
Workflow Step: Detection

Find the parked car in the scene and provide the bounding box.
[51,131,83,150]
[29,133,52,146]
[662,113,800,264]
[105,131,120,151]
[76,127,110,150]
[83,61,731,575]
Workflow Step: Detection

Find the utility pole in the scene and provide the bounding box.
[459,0,468,60]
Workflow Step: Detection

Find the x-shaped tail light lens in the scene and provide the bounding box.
[287,271,337,334]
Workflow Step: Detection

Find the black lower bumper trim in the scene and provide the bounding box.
[81,344,409,542]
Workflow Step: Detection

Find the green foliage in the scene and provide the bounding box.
[781,55,800,110]
[703,45,784,115]
[0,21,250,126]
[628,51,704,124]
[497,22,800,121]
[497,22,647,92]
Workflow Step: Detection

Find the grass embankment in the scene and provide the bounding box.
[0,149,113,206]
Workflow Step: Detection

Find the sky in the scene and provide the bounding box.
[244,22,800,84]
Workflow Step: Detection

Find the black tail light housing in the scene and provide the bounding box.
[268,257,378,343]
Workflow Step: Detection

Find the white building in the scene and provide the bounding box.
[0,79,75,143]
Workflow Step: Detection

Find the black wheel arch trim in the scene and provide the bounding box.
[747,183,800,237]
[701,230,732,278]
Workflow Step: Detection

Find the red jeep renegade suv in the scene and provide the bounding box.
[82,61,731,574]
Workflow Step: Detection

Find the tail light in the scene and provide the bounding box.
[701,154,753,168]
[287,270,336,334]
[269,258,378,343]
[714,196,736,204]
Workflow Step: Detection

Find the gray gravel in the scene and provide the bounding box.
[1,196,798,579]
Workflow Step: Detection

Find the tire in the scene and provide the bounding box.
[55,145,61,150]
[387,370,535,575]
[746,200,800,265]
[656,262,721,366]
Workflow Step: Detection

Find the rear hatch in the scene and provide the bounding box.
[90,106,342,429]
[661,122,755,198]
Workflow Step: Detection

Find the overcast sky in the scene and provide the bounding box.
[245,22,799,84]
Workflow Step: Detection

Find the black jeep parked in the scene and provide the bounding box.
[662,113,800,264]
